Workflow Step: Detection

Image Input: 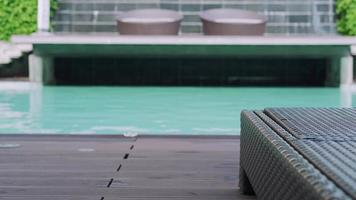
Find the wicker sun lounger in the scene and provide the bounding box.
[240,108,356,200]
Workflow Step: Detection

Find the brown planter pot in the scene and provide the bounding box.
[200,9,267,36]
[117,9,183,35]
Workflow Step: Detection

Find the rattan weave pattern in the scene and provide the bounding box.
[264,108,356,199]
[240,110,351,200]
[264,108,356,140]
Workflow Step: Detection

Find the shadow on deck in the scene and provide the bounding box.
[0,135,255,200]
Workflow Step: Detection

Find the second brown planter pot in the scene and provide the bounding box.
[200,9,267,36]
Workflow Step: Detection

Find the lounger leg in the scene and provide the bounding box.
[239,166,255,195]
[29,54,55,85]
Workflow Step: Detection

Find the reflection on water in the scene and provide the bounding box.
[0,81,355,135]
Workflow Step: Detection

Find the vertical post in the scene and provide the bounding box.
[37,0,50,32]
[29,54,42,83]
[340,54,354,86]
[325,54,354,87]
[29,54,55,85]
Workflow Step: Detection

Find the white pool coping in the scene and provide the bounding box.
[11,34,356,46]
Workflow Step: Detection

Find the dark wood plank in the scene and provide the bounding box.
[0,177,108,188]
[0,196,99,200]
[0,187,246,198]
[0,170,114,179]
[133,138,239,152]
[119,159,237,173]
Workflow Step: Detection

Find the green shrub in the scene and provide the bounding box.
[0,0,57,41]
[336,0,356,35]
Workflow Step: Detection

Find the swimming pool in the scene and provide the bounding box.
[0,82,354,135]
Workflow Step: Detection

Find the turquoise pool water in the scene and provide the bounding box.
[0,82,354,135]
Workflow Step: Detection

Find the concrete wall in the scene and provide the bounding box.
[53,0,336,35]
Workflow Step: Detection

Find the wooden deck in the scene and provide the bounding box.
[0,135,254,200]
